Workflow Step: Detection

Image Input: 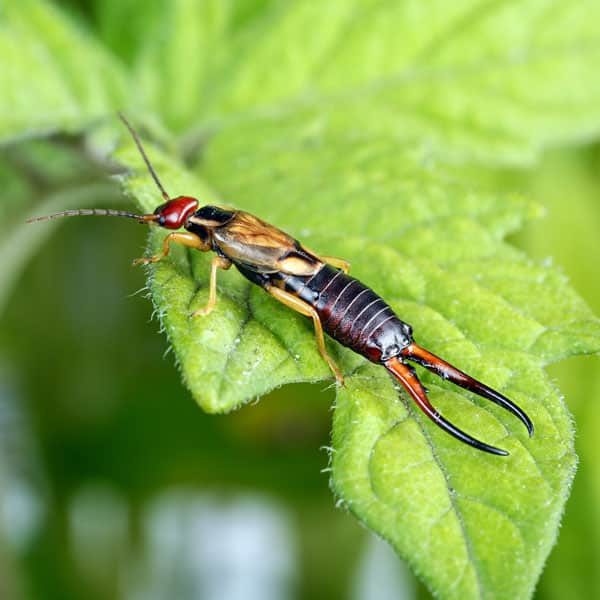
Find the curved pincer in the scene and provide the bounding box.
[385,357,509,456]
[400,344,533,437]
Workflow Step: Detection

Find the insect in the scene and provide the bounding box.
[28,115,533,456]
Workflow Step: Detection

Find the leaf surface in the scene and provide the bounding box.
[117,130,599,598]
[0,0,127,142]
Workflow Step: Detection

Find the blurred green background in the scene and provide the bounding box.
[1,1,600,599]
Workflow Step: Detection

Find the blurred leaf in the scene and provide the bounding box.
[0,138,119,313]
[3,0,600,165]
[133,0,249,132]
[134,0,600,165]
[0,155,32,215]
[0,180,118,314]
[0,0,127,143]
[88,0,166,65]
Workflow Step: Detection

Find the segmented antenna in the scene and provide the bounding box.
[26,208,150,224]
[118,112,170,201]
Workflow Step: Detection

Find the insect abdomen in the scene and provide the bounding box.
[281,265,413,363]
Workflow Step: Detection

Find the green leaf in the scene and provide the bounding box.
[0,0,128,142]
[0,138,120,313]
[0,179,118,314]
[116,127,599,598]
[132,0,600,166]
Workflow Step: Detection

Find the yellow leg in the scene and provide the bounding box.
[320,256,350,273]
[266,285,344,385]
[302,245,350,273]
[133,232,210,266]
[190,256,232,317]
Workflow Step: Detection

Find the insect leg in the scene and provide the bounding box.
[302,245,350,273]
[133,232,210,266]
[190,256,232,317]
[266,286,345,385]
[320,256,350,273]
[385,357,508,455]
[401,343,533,436]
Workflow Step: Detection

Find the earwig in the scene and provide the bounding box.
[27,115,534,456]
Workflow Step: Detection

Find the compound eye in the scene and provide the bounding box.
[153,202,167,216]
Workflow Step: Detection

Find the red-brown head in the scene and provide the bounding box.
[152,196,199,229]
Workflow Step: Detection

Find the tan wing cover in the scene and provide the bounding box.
[213,211,322,276]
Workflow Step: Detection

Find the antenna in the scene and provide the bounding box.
[26,208,157,224]
[118,112,170,202]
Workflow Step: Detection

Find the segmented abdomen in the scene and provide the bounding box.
[279,264,412,363]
